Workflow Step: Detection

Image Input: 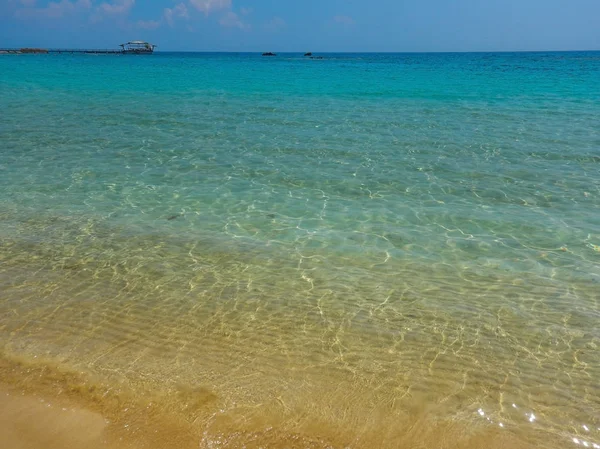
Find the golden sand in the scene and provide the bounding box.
[0,354,535,449]
[1,246,596,448]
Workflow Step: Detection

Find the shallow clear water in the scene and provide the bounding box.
[1,51,600,448]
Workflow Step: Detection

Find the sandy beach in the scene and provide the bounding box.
[1,385,117,449]
[0,353,534,449]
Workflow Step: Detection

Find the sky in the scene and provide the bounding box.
[1,0,599,52]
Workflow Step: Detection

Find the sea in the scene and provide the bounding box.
[0,51,599,449]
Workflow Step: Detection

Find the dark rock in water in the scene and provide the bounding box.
[304,52,312,56]
[266,213,276,219]
[167,214,181,221]
[262,52,276,56]
[310,56,324,60]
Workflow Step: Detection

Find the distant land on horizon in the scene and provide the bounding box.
[1,46,599,54]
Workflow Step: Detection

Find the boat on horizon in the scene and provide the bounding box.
[119,41,156,54]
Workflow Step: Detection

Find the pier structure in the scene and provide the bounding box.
[0,41,156,55]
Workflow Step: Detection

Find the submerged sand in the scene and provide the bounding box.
[1,238,596,449]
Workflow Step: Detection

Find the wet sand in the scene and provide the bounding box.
[0,354,198,449]
[0,384,529,449]
[0,354,535,449]
[1,385,115,449]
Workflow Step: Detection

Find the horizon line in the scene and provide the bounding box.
[160,49,600,53]
[2,48,599,54]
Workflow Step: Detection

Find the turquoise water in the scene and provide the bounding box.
[1,52,600,448]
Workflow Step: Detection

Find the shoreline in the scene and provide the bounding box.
[0,353,345,449]
[0,352,531,449]
[0,354,199,449]
[1,384,127,449]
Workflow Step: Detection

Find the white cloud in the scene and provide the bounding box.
[97,0,134,15]
[189,0,230,15]
[333,15,354,25]
[15,0,90,19]
[219,10,249,30]
[164,2,188,27]
[239,7,252,16]
[91,0,133,22]
[137,19,160,30]
[265,16,286,32]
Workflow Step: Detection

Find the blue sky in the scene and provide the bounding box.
[1,0,599,52]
